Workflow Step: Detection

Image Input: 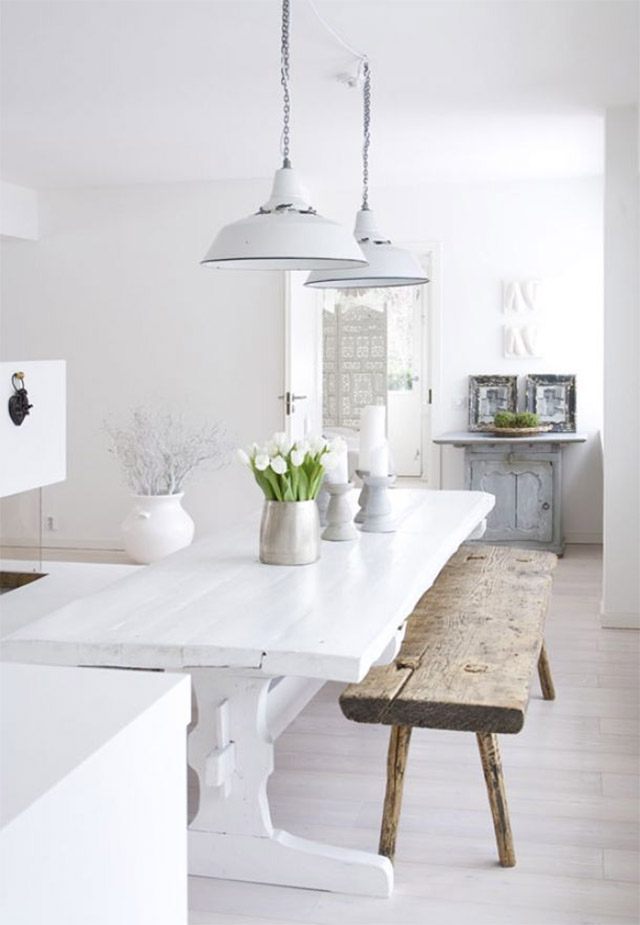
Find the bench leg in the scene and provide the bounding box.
[476,732,516,868]
[378,724,413,862]
[537,640,556,700]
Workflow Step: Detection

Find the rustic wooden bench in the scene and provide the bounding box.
[339,544,557,868]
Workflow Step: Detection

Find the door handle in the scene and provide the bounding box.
[278,392,308,415]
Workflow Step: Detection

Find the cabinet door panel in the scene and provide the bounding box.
[515,465,553,540]
[469,462,517,537]
[469,458,553,542]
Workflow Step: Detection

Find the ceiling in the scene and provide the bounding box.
[1,0,638,190]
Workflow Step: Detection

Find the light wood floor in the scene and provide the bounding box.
[189,545,640,925]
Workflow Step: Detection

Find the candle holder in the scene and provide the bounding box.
[322,483,358,542]
[354,469,370,523]
[361,475,396,533]
[316,483,330,527]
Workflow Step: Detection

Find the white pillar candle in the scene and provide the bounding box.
[323,449,348,485]
[370,442,389,478]
[336,448,349,484]
[359,405,386,472]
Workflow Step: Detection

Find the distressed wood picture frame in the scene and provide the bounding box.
[525,374,576,432]
[468,375,517,430]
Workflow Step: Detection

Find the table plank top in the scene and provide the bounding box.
[0,490,494,682]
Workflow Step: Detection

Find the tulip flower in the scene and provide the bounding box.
[237,432,341,502]
[270,455,288,475]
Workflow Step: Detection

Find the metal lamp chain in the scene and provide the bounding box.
[362,59,371,210]
[280,0,291,168]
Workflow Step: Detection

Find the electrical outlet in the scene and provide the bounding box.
[45,516,56,531]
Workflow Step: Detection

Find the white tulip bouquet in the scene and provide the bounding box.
[238,432,346,502]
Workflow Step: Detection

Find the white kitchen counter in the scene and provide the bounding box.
[0,662,190,925]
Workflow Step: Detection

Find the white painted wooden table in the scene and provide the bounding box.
[1,489,493,897]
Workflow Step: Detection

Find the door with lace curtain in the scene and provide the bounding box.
[320,287,425,476]
[284,246,441,484]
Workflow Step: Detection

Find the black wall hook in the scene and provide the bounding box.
[8,372,33,426]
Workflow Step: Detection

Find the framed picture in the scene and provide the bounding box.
[525,374,576,432]
[468,375,517,430]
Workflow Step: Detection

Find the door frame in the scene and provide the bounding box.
[283,271,323,439]
[409,241,442,489]
[284,242,442,488]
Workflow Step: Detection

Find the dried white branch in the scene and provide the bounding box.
[105,408,232,496]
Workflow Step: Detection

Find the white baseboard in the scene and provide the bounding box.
[5,536,124,551]
[600,610,640,630]
[565,533,603,545]
[1,543,132,566]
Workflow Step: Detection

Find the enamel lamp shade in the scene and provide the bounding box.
[305,209,428,288]
[201,0,366,272]
[201,167,367,270]
[305,59,428,290]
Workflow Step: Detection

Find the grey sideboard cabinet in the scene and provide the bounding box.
[434,432,587,555]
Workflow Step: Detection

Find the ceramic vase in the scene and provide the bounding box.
[259,500,320,566]
[121,493,195,564]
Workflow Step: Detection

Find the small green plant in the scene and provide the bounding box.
[514,411,540,428]
[493,411,516,428]
[493,411,540,429]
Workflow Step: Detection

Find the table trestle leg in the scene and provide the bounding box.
[185,668,393,896]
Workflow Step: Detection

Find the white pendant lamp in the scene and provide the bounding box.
[201,0,367,271]
[305,61,428,289]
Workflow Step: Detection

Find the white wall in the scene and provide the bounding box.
[1,181,285,547]
[0,182,38,240]
[321,178,604,542]
[0,175,603,549]
[602,107,639,629]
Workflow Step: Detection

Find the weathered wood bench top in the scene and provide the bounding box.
[340,545,557,735]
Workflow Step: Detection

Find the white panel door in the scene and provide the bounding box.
[283,272,322,442]
[387,288,425,476]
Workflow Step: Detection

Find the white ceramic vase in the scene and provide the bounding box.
[121,493,195,565]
